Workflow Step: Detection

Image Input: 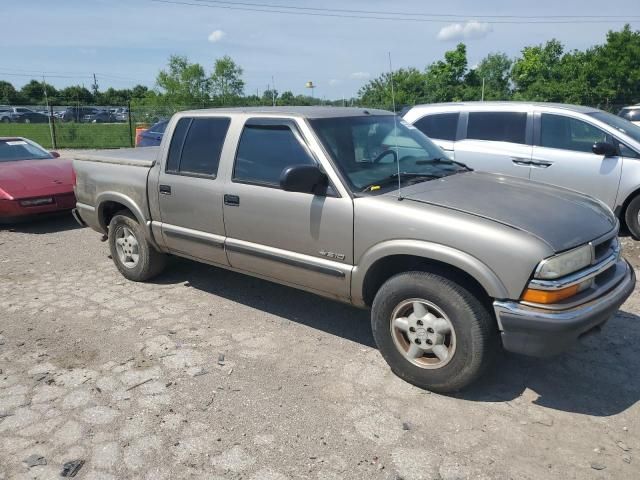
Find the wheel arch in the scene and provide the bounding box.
[353,240,509,307]
[96,192,159,249]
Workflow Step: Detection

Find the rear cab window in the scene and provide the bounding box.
[165,116,231,177]
[413,113,459,141]
[466,111,528,144]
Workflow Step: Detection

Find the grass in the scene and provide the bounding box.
[0,122,134,149]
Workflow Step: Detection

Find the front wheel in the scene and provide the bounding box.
[108,211,166,281]
[624,194,640,239]
[371,271,498,393]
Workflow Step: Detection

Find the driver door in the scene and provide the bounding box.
[222,118,353,299]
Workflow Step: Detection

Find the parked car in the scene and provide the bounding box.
[72,107,634,392]
[0,106,11,123]
[0,107,48,123]
[618,105,640,126]
[84,109,116,123]
[0,137,75,221]
[60,106,99,122]
[403,102,640,236]
[114,107,129,122]
[137,120,168,147]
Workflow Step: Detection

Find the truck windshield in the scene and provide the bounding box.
[0,139,53,162]
[309,115,466,192]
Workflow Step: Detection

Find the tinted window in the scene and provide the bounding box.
[149,121,168,134]
[171,117,230,176]
[619,109,640,122]
[234,124,314,186]
[541,114,609,153]
[166,118,190,172]
[413,113,459,141]
[467,112,527,144]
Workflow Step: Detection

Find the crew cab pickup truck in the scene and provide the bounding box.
[72,107,635,392]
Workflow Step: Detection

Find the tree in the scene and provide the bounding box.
[58,85,94,104]
[0,81,19,104]
[156,55,208,104]
[20,80,57,104]
[511,39,565,101]
[210,55,245,104]
[474,53,512,100]
[359,68,427,110]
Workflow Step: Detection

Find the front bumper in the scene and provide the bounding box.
[0,193,76,222]
[494,259,635,357]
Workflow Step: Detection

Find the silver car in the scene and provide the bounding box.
[403,102,640,237]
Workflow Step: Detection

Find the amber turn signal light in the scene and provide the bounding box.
[521,284,579,304]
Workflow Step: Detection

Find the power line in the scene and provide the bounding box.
[148,0,639,24]
[189,0,638,20]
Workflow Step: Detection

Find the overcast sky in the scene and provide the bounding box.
[3,0,638,98]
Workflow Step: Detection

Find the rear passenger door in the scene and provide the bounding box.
[156,116,231,265]
[455,111,533,178]
[222,118,353,299]
[411,112,459,159]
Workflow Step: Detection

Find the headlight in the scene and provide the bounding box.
[535,244,593,280]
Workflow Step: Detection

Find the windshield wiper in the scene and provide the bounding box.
[360,172,441,192]
[416,157,473,171]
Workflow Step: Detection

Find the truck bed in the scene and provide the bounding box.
[72,147,159,167]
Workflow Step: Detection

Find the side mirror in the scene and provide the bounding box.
[50,151,60,158]
[280,165,328,195]
[592,142,617,157]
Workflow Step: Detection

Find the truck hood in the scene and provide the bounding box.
[395,172,616,252]
[0,158,74,200]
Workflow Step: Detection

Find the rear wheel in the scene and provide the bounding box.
[108,211,166,281]
[624,194,640,239]
[371,271,498,393]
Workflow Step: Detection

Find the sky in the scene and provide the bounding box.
[2,0,638,99]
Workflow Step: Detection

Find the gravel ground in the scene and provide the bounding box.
[0,214,639,480]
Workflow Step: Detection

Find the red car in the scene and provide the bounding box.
[0,137,75,221]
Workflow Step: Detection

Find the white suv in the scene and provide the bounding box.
[403,102,640,237]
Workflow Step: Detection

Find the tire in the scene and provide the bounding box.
[108,211,166,281]
[371,271,498,393]
[624,195,640,239]
[1,117,9,123]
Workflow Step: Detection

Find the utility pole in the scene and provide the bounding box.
[271,75,276,107]
[92,73,99,98]
[42,76,56,149]
[481,77,485,102]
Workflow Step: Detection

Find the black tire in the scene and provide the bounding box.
[624,195,640,239]
[108,211,166,281]
[371,271,498,393]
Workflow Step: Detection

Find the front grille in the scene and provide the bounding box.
[592,235,618,265]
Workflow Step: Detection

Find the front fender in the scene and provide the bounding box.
[351,239,509,306]
[96,191,159,250]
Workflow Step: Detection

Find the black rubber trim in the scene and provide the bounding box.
[227,243,345,278]
[164,229,224,248]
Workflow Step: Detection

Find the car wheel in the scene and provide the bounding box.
[624,194,640,239]
[108,211,166,281]
[371,271,498,393]
[1,117,9,123]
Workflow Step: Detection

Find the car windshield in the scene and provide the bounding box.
[309,115,465,192]
[0,139,53,162]
[588,111,640,144]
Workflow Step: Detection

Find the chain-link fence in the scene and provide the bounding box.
[0,101,633,150]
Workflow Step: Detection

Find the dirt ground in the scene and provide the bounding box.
[0,215,638,480]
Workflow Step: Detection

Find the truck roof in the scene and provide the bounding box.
[178,106,393,118]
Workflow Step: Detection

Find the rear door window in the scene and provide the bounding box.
[413,113,459,141]
[165,117,231,176]
[467,112,527,144]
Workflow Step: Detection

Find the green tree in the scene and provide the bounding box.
[58,85,94,104]
[20,80,58,104]
[511,39,565,101]
[359,68,427,110]
[210,55,245,104]
[474,53,512,100]
[156,55,208,104]
[0,81,19,104]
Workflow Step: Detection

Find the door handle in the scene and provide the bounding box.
[224,194,240,206]
[530,160,554,168]
[159,184,172,195]
[511,157,531,166]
